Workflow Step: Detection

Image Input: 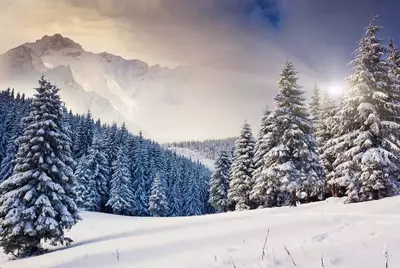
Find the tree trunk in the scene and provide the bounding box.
[290,190,297,207]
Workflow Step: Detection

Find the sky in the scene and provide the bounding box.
[1,0,400,141]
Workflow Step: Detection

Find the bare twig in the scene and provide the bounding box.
[230,257,237,268]
[116,249,120,261]
[261,229,270,260]
[321,255,325,268]
[384,245,388,268]
[284,245,297,267]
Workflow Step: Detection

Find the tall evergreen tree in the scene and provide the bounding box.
[209,151,231,212]
[106,147,134,215]
[317,92,341,196]
[74,154,100,211]
[250,108,283,207]
[104,122,119,167]
[169,161,184,216]
[183,166,203,216]
[74,137,110,212]
[148,172,169,217]
[257,61,324,206]
[73,111,94,159]
[332,17,400,202]
[228,122,255,210]
[0,104,27,182]
[129,135,149,216]
[309,83,321,124]
[0,77,80,257]
[0,104,17,164]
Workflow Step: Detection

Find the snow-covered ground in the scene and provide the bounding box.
[168,147,215,170]
[1,196,400,268]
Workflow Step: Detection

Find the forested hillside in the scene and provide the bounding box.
[0,85,212,220]
[165,137,236,160]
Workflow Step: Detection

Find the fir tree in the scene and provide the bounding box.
[0,104,17,164]
[0,77,80,257]
[258,61,324,206]
[0,105,27,182]
[104,122,119,166]
[169,162,184,216]
[309,83,321,124]
[74,154,100,211]
[209,151,231,212]
[317,92,341,196]
[183,166,202,216]
[250,108,283,207]
[129,135,149,216]
[73,111,94,159]
[106,146,134,215]
[74,137,110,211]
[228,122,255,210]
[148,172,169,217]
[332,17,400,202]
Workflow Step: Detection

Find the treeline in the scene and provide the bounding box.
[209,16,400,212]
[165,137,236,160]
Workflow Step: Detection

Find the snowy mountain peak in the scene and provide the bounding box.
[0,45,47,75]
[23,34,84,57]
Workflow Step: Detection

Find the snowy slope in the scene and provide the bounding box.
[168,147,215,170]
[1,196,400,268]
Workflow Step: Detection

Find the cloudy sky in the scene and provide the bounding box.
[1,0,400,141]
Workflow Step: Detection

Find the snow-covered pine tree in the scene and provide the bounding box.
[88,137,110,211]
[104,122,119,168]
[309,83,321,124]
[0,103,28,182]
[332,17,400,202]
[183,166,203,216]
[250,108,283,208]
[389,39,400,77]
[209,151,231,212]
[73,111,94,159]
[106,146,134,215]
[74,137,110,212]
[0,77,80,257]
[316,91,337,152]
[199,165,212,214]
[317,92,342,197]
[227,122,255,210]
[0,104,17,165]
[388,39,400,124]
[259,61,324,206]
[148,172,169,217]
[169,160,184,216]
[116,122,128,147]
[74,154,100,211]
[129,134,149,216]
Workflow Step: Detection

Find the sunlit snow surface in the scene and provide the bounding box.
[1,196,400,268]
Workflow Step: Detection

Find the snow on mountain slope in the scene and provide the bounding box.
[22,34,148,119]
[1,196,399,268]
[168,147,215,170]
[0,34,147,134]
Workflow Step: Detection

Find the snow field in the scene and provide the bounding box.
[1,196,400,268]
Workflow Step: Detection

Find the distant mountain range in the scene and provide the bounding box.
[0,34,179,136]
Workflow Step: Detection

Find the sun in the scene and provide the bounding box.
[327,83,345,96]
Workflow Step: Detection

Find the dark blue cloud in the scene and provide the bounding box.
[246,0,281,28]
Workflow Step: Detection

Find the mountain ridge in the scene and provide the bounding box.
[0,34,156,135]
